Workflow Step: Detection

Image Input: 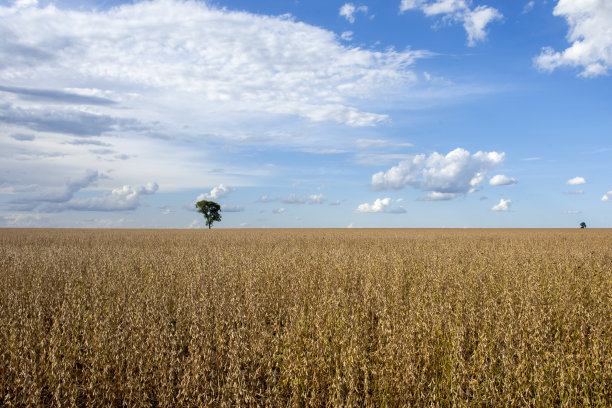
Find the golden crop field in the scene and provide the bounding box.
[0,228,610,407]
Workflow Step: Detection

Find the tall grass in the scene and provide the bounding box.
[1,228,610,406]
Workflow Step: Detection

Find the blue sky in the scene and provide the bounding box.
[1,0,611,228]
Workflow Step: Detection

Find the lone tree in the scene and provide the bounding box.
[196,200,222,229]
[580,222,587,229]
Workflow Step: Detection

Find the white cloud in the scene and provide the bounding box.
[258,194,274,203]
[339,3,368,23]
[0,0,425,128]
[419,191,456,201]
[221,204,244,212]
[340,31,354,41]
[0,0,439,204]
[354,138,413,149]
[535,0,612,77]
[566,176,586,185]
[272,207,286,214]
[308,193,327,204]
[566,210,581,214]
[564,190,584,195]
[1,213,47,227]
[400,0,502,46]
[10,133,35,141]
[463,5,503,46]
[371,148,504,198]
[45,182,158,212]
[602,191,612,202]
[14,0,38,8]
[489,174,518,186]
[279,194,307,204]
[12,170,99,206]
[371,154,426,190]
[523,1,535,14]
[197,184,232,201]
[492,198,511,212]
[355,197,406,213]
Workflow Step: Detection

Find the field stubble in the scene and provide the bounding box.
[0,228,610,407]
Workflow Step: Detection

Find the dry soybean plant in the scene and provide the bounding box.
[0,228,610,407]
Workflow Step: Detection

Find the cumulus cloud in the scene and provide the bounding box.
[489,174,517,186]
[535,0,612,77]
[308,193,327,204]
[197,184,233,201]
[566,176,586,185]
[492,198,511,212]
[272,207,286,214]
[400,0,502,46]
[355,197,406,213]
[602,191,612,202]
[371,154,425,190]
[371,148,504,198]
[339,3,368,23]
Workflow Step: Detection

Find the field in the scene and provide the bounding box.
[0,228,610,407]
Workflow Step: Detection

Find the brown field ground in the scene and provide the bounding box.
[0,228,610,407]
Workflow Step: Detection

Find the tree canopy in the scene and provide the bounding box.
[195,200,222,229]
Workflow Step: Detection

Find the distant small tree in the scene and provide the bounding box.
[196,200,222,229]
[580,222,587,229]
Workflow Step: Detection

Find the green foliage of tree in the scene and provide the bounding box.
[580,222,587,229]
[196,200,222,229]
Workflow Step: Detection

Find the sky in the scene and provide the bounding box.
[0,0,611,228]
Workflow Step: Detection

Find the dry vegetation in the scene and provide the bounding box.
[0,228,610,407]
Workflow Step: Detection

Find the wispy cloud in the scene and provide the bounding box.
[0,0,426,128]
[339,3,369,24]
[0,84,116,105]
[400,0,502,46]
